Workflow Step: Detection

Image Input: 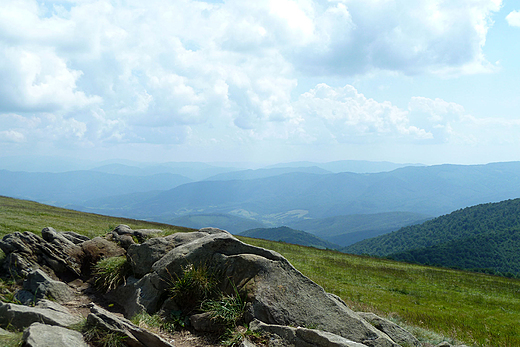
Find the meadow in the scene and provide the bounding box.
[1,196,519,346]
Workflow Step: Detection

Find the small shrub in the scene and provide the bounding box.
[0,278,19,304]
[168,263,218,313]
[83,325,127,347]
[92,256,130,292]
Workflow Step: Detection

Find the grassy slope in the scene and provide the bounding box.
[1,196,519,346]
[0,195,194,239]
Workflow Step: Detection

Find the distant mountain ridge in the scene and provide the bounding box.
[239,226,340,250]
[126,162,520,223]
[344,198,520,276]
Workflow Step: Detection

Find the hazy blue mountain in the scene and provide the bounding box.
[288,212,431,247]
[0,170,192,206]
[204,166,331,181]
[265,160,423,173]
[344,198,520,276]
[91,162,243,181]
[167,213,266,234]
[128,162,520,224]
[239,226,340,249]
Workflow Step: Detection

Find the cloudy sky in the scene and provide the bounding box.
[1,0,519,166]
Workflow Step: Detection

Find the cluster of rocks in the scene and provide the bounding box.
[0,225,469,347]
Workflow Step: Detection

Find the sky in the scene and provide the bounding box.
[1,0,520,166]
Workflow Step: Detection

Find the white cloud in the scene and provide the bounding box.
[0,130,26,143]
[296,84,433,143]
[506,10,520,27]
[0,0,504,156]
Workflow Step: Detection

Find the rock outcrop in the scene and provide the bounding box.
[0,225,466,347]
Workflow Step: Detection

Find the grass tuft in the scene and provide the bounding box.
[83,325,127,347]
[0,331,23,347]
[92,256,130,292]
[168,263,218,313]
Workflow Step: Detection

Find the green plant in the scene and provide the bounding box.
[0,331,23,347]
[92,256,130,292]
[130,312,175,333]
[0,278,19,304]
[202,293,245,330]
[168,263,218,313]
[83,325,127,347]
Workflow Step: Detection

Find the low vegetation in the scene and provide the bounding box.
[92,256,131,292]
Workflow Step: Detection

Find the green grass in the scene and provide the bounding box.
[92,256,131,292]
[1,195,519,347]
[239,237,520,347]
[0,195,194,239]
[0,331,22,347]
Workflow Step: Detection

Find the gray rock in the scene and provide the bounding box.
[60,231,90,244]
[250,319,369,347]
[87,303,174,347]
[127,232,208,278]
[358,313,420,347]
[0,327,12,335]
[113,225,134,235]
[0,231,82,278]
[22,322,88,347]
[14,290,37,305]
[133,229,163,242]
[190,312,222,332]
[23,269,75,303]
[0,300,81,329]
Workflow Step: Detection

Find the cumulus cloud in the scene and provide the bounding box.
[295,84,433,143]
[0,0,504,156]
[506,10,520,27]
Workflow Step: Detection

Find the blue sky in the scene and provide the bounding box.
[1,0,519,166]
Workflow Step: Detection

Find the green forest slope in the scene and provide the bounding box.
[344,198,520,276]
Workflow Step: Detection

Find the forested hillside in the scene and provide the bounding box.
[344,198,520,276]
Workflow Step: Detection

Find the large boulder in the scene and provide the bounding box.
[116,229,400,347]
[0,299,82,329]
[22,322,88,347]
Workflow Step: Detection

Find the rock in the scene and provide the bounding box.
[190,312,223,332]
[434,344,470,347]
[22,322,88,347]
[81,237,125,271]
[0,327,12,335]
[113,225,134,235]
[127,232,208,278]
[60,231,90,245]
[358,313,420,347]
[87,303,174,347]
[250,319,369,347]
[0,231,83,279]
[133,229,163,243]
[23,269,75,303]
[0,300,81,329]
[240,339,258,347]
[119,229,399,347]
[111,232,136,250]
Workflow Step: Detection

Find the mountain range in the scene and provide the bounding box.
[2,159,520,247]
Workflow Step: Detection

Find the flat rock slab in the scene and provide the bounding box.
[0,300,81,330]
[87,303,175,347]
[250,319,369,347]
[22,322,88,347]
